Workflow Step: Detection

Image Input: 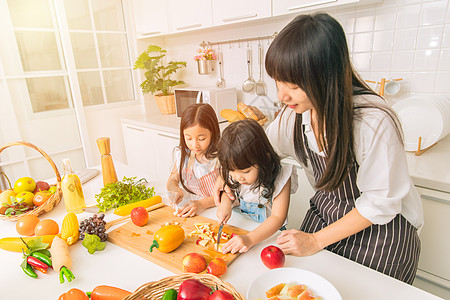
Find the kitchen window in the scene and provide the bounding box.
[0,0,135,181]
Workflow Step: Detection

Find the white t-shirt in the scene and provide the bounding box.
[265,94,424,230]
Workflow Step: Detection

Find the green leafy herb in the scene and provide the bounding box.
[95,176,155,212]
[82,233,106,254]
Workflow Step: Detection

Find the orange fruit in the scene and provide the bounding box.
[266,283,286,298]
[35,219,59,236]
[16,215,40,236]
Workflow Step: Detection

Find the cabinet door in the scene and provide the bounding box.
[122,123,159,182]
[154,131,180,185]
[168,0,212,32]
[272,0,363,16]
[212,0,271,26]
[132,0,168,37]
[284,164,315,230]
[416,187,450,287]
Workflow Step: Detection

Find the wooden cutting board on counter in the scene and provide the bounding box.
[107,205,249,274]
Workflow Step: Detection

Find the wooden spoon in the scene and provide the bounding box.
[105,202,165,230]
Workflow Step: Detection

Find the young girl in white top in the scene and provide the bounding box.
[166,103,220,217]
[216,119,297,254]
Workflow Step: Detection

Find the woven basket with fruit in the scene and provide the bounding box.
[0,141,62,221]
[123,273,244,300]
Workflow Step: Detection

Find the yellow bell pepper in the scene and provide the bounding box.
[0,235,58,252]
[113,195,162,216]
[149,224,184,253]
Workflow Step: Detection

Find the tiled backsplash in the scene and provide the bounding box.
[139,0,450,113]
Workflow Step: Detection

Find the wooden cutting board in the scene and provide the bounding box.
[107,205,249,274]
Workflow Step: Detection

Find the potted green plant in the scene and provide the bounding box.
[134,45,186,115]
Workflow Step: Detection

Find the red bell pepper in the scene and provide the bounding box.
[178,279,212,300]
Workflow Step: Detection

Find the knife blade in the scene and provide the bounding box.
[216,223,224,251]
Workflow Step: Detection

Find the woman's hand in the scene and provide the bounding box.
[276,229,322,256]
[213,176,234,206]
[221,234,253,254]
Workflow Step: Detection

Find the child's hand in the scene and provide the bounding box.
[168,188,184,209]
[221,234,252,254]
[216,201,232,224]
[176,200,205,218]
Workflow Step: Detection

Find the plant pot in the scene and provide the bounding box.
[197,60,214,75]
[154,94,176,115]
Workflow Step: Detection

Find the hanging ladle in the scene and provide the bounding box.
[242,47,255,93]
[216,49,225,88]
[255,43,266,96]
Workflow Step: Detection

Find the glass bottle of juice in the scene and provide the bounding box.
[61,158,86,213]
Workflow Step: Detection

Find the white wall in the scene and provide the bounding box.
[136,0,450,116]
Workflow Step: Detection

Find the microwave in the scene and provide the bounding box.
[174,87,237,122]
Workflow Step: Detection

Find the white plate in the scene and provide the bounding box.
[392,97,445,151]
[246,267,342,300]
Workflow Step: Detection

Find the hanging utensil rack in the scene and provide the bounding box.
[199,32,278,48]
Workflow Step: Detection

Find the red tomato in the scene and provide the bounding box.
[178,279,212,300]
[209,290,234,300]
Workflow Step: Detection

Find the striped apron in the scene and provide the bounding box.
[181,154,219,198]
[300,129,421,284]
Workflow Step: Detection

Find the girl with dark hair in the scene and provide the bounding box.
[264,13,423,284]
[166,103,220,217]
[216,119,297,254]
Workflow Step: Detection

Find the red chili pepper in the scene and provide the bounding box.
[27,256,49,270]
[34,265,48,274]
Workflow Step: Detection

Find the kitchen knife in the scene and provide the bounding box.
[216,223,224,251]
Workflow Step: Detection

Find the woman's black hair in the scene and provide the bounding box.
[217,119,281,200]
[265,13,402,191]
[179,103,220,194]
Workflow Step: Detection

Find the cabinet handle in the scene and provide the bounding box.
[140,31,161,36]
[176,23,202,31]
[288,0,336,11]
[421,193,450,205]
[125,125,145,132]
[158,132,179,140]
[223,13,257,23]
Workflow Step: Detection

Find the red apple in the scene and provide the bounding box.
[130,206,149,226]
[260,245,285,269]
[33,181,50,193]
[206,257,227,277]
[182,253,207,273]
[209,290,234,300]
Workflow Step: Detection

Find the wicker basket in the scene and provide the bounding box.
[155,94,176,115]
[0,141,62,221]
[124,273,245,300]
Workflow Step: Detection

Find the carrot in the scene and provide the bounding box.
[50,236,75,283]
[90,285,132,300]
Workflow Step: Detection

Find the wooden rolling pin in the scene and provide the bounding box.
[96,137,118,186]
[105,203,165,230]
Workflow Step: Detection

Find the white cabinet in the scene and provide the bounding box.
[272,0,379,16]
[283,162,315,230]
[212,0,271,26]
[132,0,169,37]
[167,0,212,32]
[122,122,180,191]
[415,186,450,289]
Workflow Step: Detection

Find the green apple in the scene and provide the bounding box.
[13,177,36,194]
[48,186,57,194]
[15,191,35,206]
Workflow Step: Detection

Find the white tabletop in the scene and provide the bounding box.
[0,163,441,299]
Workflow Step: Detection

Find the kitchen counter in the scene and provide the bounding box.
[0,163,441,299]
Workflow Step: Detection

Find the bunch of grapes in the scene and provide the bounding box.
[79,213,107,242]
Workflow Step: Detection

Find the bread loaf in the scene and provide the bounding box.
[237,102,259,121]
[220,109,246,123]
